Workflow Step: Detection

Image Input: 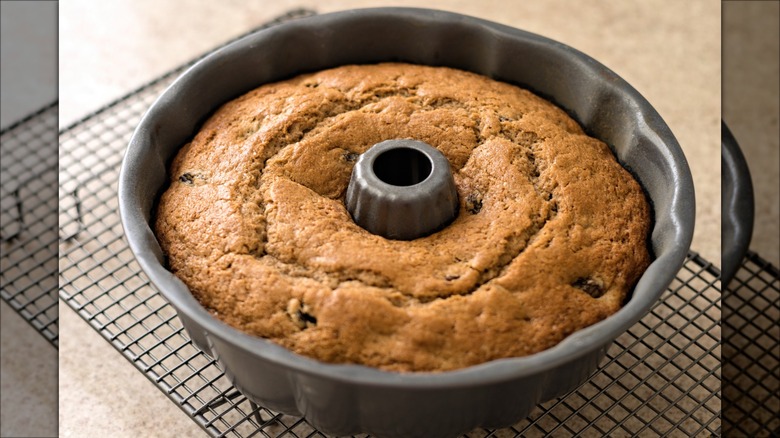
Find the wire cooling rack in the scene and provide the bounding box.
[1,102,59,347]
[56,8,774,437]
[722,251,780,437]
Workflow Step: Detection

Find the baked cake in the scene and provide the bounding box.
[154,63,651,372]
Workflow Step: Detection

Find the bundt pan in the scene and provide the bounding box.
[119,8,695,437]
[721,122,754,288]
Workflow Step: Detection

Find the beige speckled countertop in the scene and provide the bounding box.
[58,1,726,436]
[723,1,780,269]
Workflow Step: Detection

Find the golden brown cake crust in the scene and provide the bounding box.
[154,63,651,372]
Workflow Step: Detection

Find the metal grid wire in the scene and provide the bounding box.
[57,9,739,437]
[1,102,60,347]
[722,251,780,437]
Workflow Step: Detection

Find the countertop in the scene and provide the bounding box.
[723,1,780,269]
[57,1,726,437]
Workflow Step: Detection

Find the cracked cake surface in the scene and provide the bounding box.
[154,63,651,372]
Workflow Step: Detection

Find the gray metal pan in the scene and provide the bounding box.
[721,122,754,288]
[119,8,695,437]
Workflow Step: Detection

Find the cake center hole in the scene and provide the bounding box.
[372,147,432,186]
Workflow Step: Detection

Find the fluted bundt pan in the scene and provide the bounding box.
[721,122,754,287]
[119,8,694,437]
